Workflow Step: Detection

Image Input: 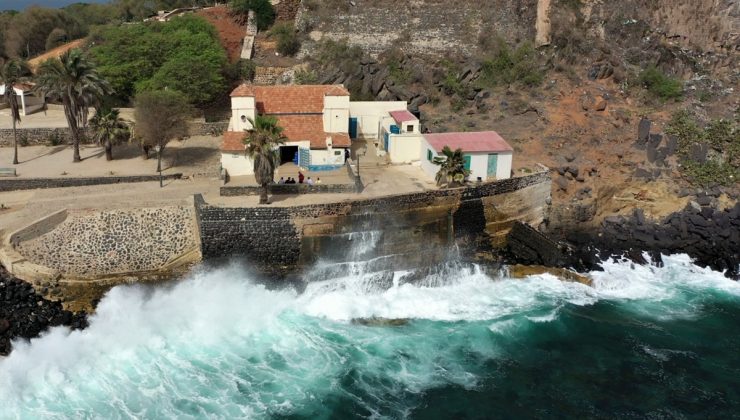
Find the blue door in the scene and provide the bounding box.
[298,148,310,168]
[383,131,389,151]
[349,117,358,139]
[390,124,400,134]
[487,153,498,178]
[463,155,471,171]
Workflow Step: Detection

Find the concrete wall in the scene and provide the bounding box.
[349,101,407,139]
[0,173,183,193]
[388,133,422,163]
[221,152,251,176]
[197,171,551,274]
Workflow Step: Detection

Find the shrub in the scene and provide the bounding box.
[238,58,256,81]
[294,68,317,84]
[18,131,29,147]
[478,38,543,87]
[230,0,275,30]
[271,23,300,56]
[666,110,739,185]
[639,66,682,100]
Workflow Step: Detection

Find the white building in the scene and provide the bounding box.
[0,83,45,116]
[420,131,513,182]
[221,85,352,176]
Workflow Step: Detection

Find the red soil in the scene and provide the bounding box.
[197,6,248,63]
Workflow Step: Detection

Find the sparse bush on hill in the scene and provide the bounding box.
[294,69,318,85]
[270,23,301,56]
[478,38,543,88]
[639,66,683,100]
[230,0,275,30]
[666,110,739,186]
[315,39,364,74]
[90,15,227,105]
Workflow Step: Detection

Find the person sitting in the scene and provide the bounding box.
[298,171,305,184]
[316,177,322,184]
[277,177,285,184]
[306,177,314,185]
[287,177,295,184]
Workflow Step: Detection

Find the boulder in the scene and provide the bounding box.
[595,98,607,111]
[556,176,569,191]
[637,117,651,148]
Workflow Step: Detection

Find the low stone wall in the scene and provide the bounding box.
[0,127,89,147]
[9,210,68,245]
[188,121,228,136]
[197,171,551,274]
[220,183,359,196]
[0,173,182,192]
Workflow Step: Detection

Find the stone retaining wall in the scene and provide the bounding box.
[197,171,551,274]
[14,206,199,277]
[0,174,182,192]
[0,127,89,147]
[187,121,228,136]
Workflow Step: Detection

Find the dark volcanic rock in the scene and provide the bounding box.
[0,266,87,356]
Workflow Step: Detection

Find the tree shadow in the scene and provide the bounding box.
[18,146,67,164]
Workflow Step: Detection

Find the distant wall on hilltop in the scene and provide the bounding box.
[307,0,539,57]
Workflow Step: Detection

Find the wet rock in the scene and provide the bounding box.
[351,317,409,327]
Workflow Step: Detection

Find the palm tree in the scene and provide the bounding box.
[90,108,129,161]
[433,146,470,188]
[35,49,111,163]
[1,59,31,165]
[242,115,286,204]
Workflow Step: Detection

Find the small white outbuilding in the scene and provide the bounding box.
[420,131,514,182]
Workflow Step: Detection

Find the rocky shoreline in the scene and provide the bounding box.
[1,266,87,356]
[507,201,740,280]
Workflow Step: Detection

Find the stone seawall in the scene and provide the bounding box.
[0,174,182,192]
[197,171,551,274]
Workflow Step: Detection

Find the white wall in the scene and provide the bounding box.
[310,148,345,166]
[230,96,255,132]
[420,138,440,180]
[388,133,422,163]
[496,152,513,180]
[221,152,253,176]
[349,101,408,139]
[323,108,350,133]
[400,120,420,134]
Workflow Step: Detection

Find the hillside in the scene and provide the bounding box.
[270,0,738,231]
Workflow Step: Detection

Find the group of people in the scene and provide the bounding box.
[277,171,321,185]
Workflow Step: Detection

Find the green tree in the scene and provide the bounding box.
[133,90,192,172]
[45,28,69,51]
[90,107,129,161]
[230,0,276,30]
[1,58,31,165]
[242,115,286,204]
[3,7,83,58]
[35,49,112,162]
[433,146,470,188]
[90,15,227,105]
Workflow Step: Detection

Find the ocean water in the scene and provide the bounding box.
[1,254,739,419]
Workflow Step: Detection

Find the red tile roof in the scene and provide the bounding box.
[423,131,513,153]
[230,85,350,114]
[390,110,417,125]
[221,131,246,152]
[221,116,351,151]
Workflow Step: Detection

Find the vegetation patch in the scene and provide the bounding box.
[230,0,276,30]
[477,38,543,88]
[270,23,301,57]
[666,110,739,186]
[639,66,683,100]
[89,15,228,105]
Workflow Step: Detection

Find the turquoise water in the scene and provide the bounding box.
[1,255,739,419]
